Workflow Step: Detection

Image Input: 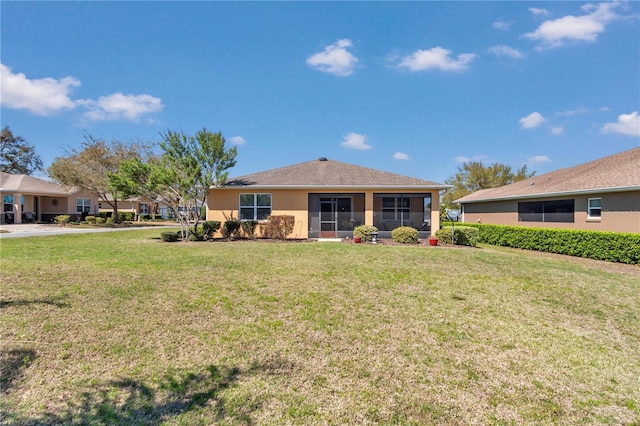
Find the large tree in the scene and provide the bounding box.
[442,161,534,208]
[0,126,44,175]
[110,128,237,239]
[48,136,146,222]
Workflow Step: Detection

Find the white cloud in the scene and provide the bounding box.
[0,63,79,115]
[519,112,546,129]
[1,64,164,122]
[528,155,552,164]
[487,45,524,59]
[230,136,246,145]
[493,20,511,30]
[393,152,410,160]
[79,93,163,122]
[550,126,564,135]
[398,47,476,72]
[529,7,550,17]
[602,111,640,136]
[306,39,358,77]
[523,2,624,49]
[341,132,371,150]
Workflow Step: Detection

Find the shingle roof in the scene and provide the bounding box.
[0,172,72,195]
[223,158,448,189]
[455,147,640,203]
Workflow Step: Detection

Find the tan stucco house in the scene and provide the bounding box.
[0,172,99,224]
[455,147,640,234]
[207,158,450,239]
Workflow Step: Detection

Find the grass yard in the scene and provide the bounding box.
[1,230,639,425]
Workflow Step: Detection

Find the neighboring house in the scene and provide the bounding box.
[0,172,99,224]
[98,194,174,220]
[207,157,450,239]
[455,148,640,233]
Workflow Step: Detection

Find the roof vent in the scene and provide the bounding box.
[318,157,328,161]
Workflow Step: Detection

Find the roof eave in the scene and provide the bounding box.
[214,184,452,191]
[456,185,640,204]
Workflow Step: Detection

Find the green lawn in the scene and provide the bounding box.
[1,230,639,425]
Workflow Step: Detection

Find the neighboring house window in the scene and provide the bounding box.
[3,195,13,212]
[140,203,149,214]
[381,197,410,221]
[588,198,602,219]
[239,193,271,221]
[3,195,24,212]
[518,199,574,223]
[76,198,91,213]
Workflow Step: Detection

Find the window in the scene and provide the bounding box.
[3,195,13,212]
[140,203,149,214]
[3,195,24,212]
[239,193,271,221]
[76,198,91,213]
[381,197,410,221]
[518,199,574,223]
[588,198,601,219]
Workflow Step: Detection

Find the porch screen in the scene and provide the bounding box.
[373,194,431,231]
[518,199,574,223]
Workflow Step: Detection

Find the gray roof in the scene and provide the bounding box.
[455,147,640,204]
[0,172,73,196]
[223,158,449,189]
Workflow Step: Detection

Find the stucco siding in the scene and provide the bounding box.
[208,188,442,239]
[461,190,640,233]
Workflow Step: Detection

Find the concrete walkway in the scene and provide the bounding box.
[0,223,178,239]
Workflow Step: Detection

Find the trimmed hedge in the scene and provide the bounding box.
[202,221,221,239]
[55,215,71,224]
[353,225,378,243]
[391,226,419,244]
[461,223,640,264]
[435,226,479,247]
[160,232,178,242]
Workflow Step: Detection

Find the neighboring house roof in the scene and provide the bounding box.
[0,172,73,196]
[223,158,449,189]
[455,147,640,204]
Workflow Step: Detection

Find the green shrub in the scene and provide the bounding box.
[436,226,479,247]
[55,215,70,224]
[160,231,179,242]
[463,223,640,264]
[353,225,378,243]
[188,232,203,242]
[265,215,295,240]
[202,221,221,239]
[391,226,418,244]
[95,217,106,224]
[222,220,241,239]
[85,215,96,224]
[187,226,205,241]
[139,214,151,221]
[119,212,134,222]
[241,220,259,239]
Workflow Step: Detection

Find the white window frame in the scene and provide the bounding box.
[76,198,91,213]
[239,193,272,221]
[587,197,602,220]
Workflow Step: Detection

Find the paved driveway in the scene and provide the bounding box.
[0,223,177,238]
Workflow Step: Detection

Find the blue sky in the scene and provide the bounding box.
[1,1,639,183]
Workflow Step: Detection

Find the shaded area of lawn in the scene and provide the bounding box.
[1,230,639,425]
[2,362,285,425]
